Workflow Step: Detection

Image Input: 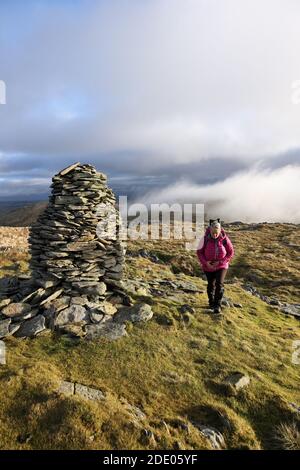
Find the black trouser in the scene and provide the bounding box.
[204,268,227,307]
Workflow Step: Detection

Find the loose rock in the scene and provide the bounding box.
[0,319,11,339]
[114,303,153,324]
[14,315,46,338]
[54,305,89,327]
[224,372,250,390]
[75,383,106,401]
[57,380,75,396]
[85,319,127,341]
[195,424,225,449]
[1,303,31,318]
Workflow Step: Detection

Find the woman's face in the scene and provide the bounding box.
[210,226,221,238]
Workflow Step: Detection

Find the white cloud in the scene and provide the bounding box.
[135,165,300,223]
[0,0,300,162]
[0,0,300,218]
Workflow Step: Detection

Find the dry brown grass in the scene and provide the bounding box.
[0,222,299,450]
[0,228,29,275]
[274,422,300,450]
[0,227,29,250]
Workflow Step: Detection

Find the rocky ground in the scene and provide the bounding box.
[0,222,299,450]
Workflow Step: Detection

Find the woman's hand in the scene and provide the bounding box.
[207,260,217,267]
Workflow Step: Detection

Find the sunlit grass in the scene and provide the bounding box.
[0,223,299,449]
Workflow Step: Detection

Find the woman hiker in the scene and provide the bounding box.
[196,219,234,314]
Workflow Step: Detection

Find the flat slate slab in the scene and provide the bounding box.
[14,315,46,338]
[57,380,106,402]
[54,305,88,326]
[224,372,250,390]
[58,380,75,396]
[59,162,81,176]
[85,319,127,341]
[1,303,31,318]
[114,303,153,324]
[75,383,106,401]
[0,319,11,339]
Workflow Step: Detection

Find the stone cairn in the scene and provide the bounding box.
[30,162,125,297]
[0,163,154,341]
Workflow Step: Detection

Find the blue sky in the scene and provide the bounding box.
[0,0,300,221]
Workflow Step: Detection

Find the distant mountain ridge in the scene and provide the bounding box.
[0,201,47,226]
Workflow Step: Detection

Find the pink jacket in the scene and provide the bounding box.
[196,226,234,272]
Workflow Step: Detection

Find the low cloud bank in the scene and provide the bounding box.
[134,165,300,223]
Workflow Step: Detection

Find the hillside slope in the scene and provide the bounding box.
[0,223,299,450]
[0,202,47,227]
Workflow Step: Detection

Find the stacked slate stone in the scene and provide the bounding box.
[0,162,134,340]
[29,162,125,297]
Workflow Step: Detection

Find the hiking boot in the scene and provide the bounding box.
[213,305,222,314]
[213,286,224,314]
[207,285,215,310]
